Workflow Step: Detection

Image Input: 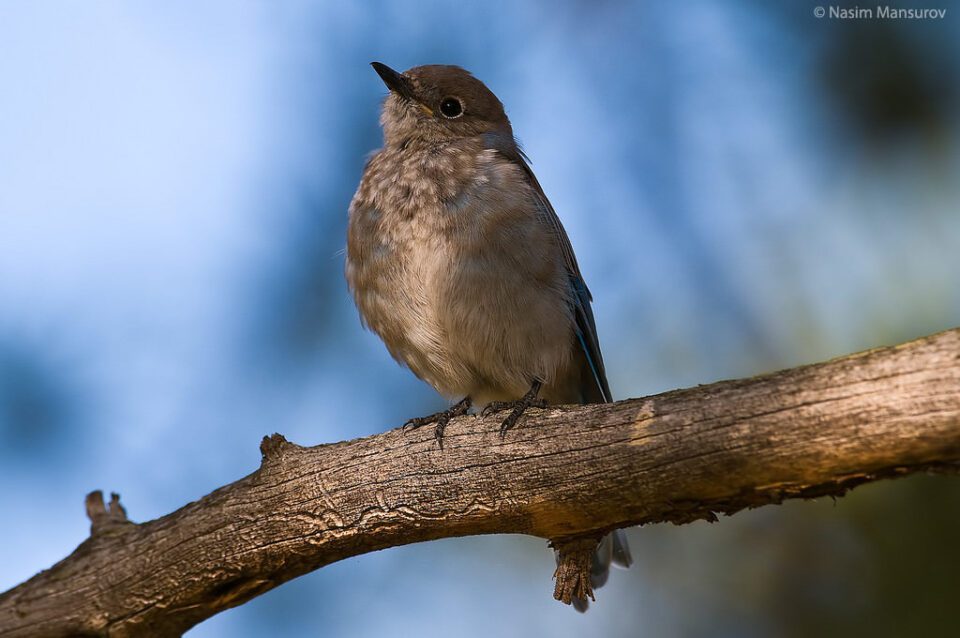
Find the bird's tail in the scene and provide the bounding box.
[565,529,632,612]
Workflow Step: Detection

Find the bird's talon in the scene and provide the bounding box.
[498,409,524,437]
[434,421,447,450]
[402,416,430,431]
[492,381,544,438]
[401,397,471,448]
[481,401,510,417]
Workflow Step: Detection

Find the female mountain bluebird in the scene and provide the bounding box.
[346,63,630,609]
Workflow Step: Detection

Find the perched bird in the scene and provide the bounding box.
[346,62,631,610]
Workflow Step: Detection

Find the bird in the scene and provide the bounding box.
[346,62,631,610]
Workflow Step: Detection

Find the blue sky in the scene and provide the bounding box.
[1,2,958,636]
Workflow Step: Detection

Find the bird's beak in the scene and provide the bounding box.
[371,62,417,102]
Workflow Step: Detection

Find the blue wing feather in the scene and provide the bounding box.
[570,274,613,403]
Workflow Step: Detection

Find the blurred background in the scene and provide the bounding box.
[1,1,958,636]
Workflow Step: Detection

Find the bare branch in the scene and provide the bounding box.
[2,329,959,637]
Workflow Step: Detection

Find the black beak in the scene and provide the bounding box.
[371,62,416,101]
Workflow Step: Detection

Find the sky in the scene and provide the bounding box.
[1,2,959,636]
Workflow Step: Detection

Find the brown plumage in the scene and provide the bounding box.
[346,63,630,610]
[348,64,608,407]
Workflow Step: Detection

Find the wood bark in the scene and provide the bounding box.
[2,328,959,637]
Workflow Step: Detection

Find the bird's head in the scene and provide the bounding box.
[371,62,513,146]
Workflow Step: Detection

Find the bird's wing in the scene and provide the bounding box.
[488,136,613,404]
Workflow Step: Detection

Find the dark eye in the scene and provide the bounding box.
[439,97,463,118]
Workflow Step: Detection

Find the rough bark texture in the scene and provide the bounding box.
[2,329,959,637]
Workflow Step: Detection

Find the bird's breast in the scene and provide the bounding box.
[346,144,575,400]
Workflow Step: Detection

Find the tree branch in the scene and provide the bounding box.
[2,329,959,637]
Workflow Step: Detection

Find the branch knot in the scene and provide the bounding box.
[85,491,131,536]
[551,536,601,606]
[260,433,296,462]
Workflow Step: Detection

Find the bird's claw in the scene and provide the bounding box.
[482,398,547,417]
[495,399,547,437]
[483,381,546,438]
[480,401,510,417]
[402,397,471,449]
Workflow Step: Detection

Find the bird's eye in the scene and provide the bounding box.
[439,97,463,118]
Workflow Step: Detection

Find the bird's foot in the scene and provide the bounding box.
[481,381,546,437]
[403,397,471,449]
